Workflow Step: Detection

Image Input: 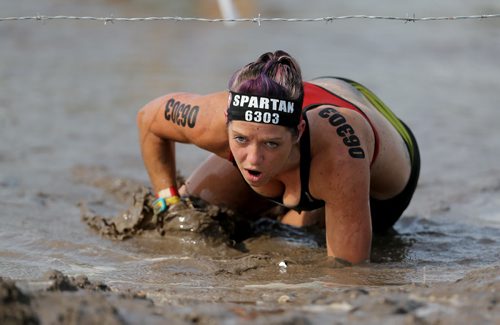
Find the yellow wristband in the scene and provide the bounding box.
[165,196,181,206]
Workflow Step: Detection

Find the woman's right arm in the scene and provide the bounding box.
[137,91,229,194]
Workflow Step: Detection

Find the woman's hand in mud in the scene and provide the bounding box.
[151,197,192,226]
[318,256,369,268]
[167,197,193,212]
[153,195,193,215]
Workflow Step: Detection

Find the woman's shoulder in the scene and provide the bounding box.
[306,105,375,166]
[306,106,373,200]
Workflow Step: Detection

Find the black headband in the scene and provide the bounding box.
[227,91,302,127]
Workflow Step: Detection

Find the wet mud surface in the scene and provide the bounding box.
[1,166,488,324]
[2,266,498,324]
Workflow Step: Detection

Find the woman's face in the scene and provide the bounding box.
[228,121,296,187]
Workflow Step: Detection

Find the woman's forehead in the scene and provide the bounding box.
[229,121,289,136]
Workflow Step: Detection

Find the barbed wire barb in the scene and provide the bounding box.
[1,13,500,24]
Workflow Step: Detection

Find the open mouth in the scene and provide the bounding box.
[244,168,263,183]
[247,169,262,177]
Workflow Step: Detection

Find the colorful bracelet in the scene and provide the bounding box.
[157,186,179,199]
[153,186,181,214]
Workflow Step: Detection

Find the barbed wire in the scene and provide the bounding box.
[1,13,500,25]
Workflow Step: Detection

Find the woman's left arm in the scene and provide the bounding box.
[308,108,374,265]
[322,161,372,265]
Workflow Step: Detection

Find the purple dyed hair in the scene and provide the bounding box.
[228,50,304,109]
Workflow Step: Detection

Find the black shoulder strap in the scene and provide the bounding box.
[299,113,312,202]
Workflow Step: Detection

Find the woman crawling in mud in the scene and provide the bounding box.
[137,50,420,265]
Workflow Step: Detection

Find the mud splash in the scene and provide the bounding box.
[74,165,326,264]
[80,187,242,246]
[75,165,241,243]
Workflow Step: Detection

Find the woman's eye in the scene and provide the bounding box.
[266,142,279,149]
[234,136,246,144]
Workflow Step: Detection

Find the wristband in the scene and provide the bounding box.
[153,186,181,214]
[165,195,181,206]
[153,197,168,214]
[157,186,180,199]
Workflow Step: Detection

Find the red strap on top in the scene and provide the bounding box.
[302,82,380,165]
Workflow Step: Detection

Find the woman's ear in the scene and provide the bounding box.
[296,119,306,143]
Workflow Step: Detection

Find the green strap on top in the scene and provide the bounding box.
[335,77,416,164]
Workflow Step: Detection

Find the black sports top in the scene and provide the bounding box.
[265,111,325,211]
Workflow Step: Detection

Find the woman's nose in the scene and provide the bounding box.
[245,144,263,165]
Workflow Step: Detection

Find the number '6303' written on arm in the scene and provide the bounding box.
[318,107,365,159]
[164,98,199,128]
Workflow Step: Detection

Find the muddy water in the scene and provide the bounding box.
[1,0,500,323]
